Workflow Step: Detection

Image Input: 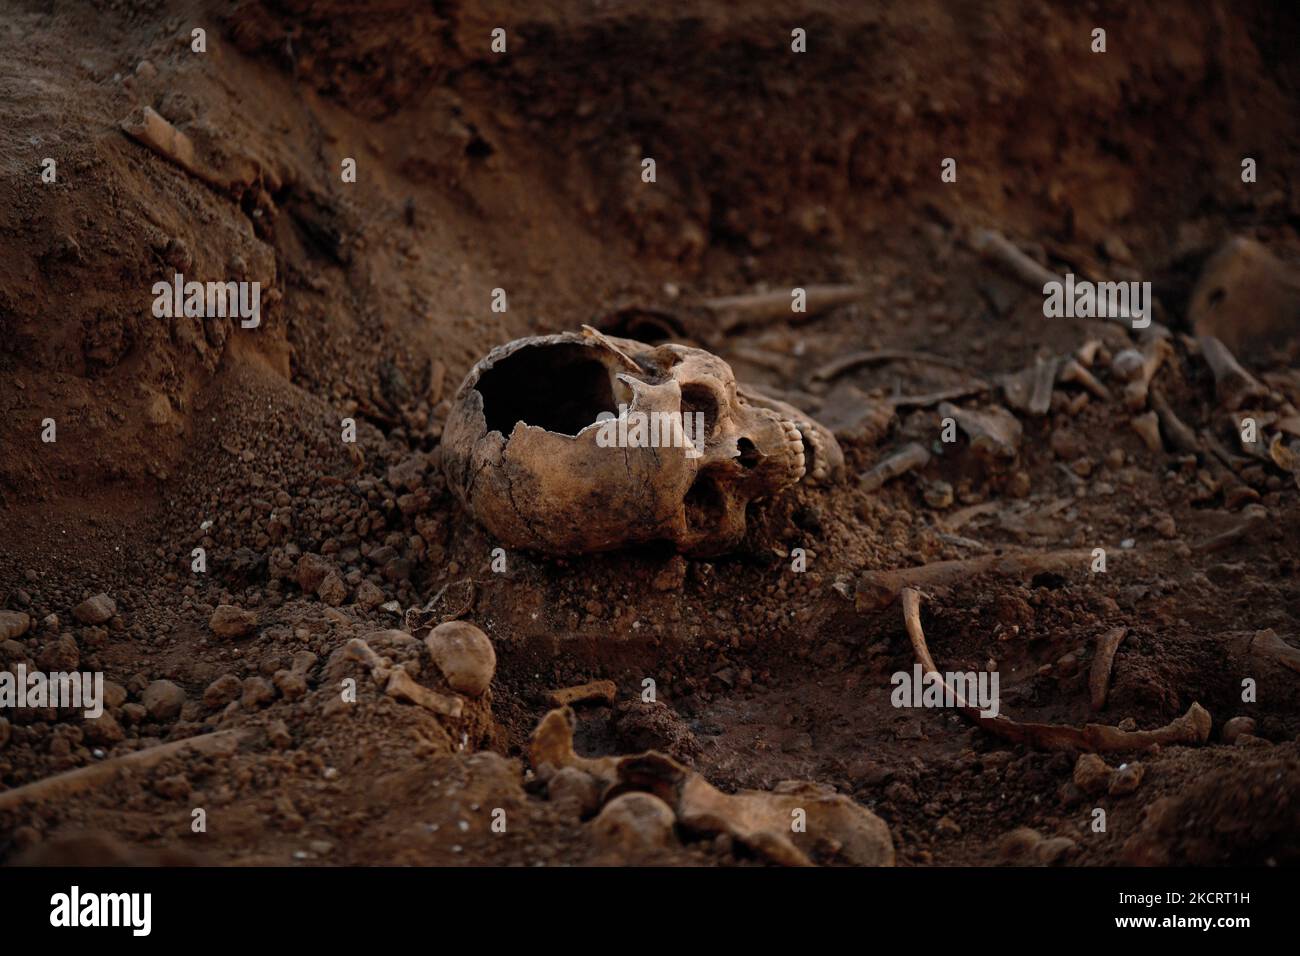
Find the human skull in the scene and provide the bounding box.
[441,328,843,557]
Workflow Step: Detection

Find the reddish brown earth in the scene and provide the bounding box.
[2,0,1299,866]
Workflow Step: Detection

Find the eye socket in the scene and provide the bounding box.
[680,385,719,438]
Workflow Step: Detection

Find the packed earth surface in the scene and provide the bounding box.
[2,0,1300,866]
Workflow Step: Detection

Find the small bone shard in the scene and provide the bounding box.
[856,550,1091,611]
[122,106,197,173]
[938,402,1023,458]
[699,284,866,333]
[969,228,1063,289]
[1199,335,1269,410]
[1000,356,1060,415]
[900,589,1211,753]
[548,680,617,707]
[1129,410,1163,453]
[1058,358,1111,401]
[1250,629,1300,675]
[859,442,930,492]
[1148,388,1199,454]
[1123,336,1172,410]
[1089,627,1128,711]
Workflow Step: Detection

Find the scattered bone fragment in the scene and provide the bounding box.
[938,402,1022,458]
[120,107,199,176]
[1198,335,1269,410]
[1000,356,1059,415]
[855,550,1091,611]
[119,106,258,194]
[1249,629,1300,675]
[809,348,983,384]
[813,384,896,444]
[1088,627,1128,712]
[859,442,930,492]
[527,707,621,793]
[0,730,245,812]
[672,773,894,866]
[526,707,894,866]
[1147,388,1199,454]
[888,383,990,408]
[699,284,867,333]
[1076,339,1104,367]
[1268,435,1300,490]
[424,621,495,697]
[1122,337,1172,410]
[1188,237,1300,357]
[384,667,464,718]
[900,588,1211,752]
[548,679,617,708]
[969,228,1063,289]
[1058,358,1111,401]
[342,636,389,680]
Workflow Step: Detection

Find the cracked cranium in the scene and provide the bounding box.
[442,328,844,556]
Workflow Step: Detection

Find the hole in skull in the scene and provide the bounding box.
[736,437,760,468]
[680,384,719,439]
[476,343,616,436]
[684,474,726,531]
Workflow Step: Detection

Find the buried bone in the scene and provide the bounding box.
[442,330,844,556]
[1250,628,1300,675]
[527,707,893,866]
[900,588,1212,753]
[858,442,930,492]
[938,402,1022,459]
[1199,335,1270,410]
